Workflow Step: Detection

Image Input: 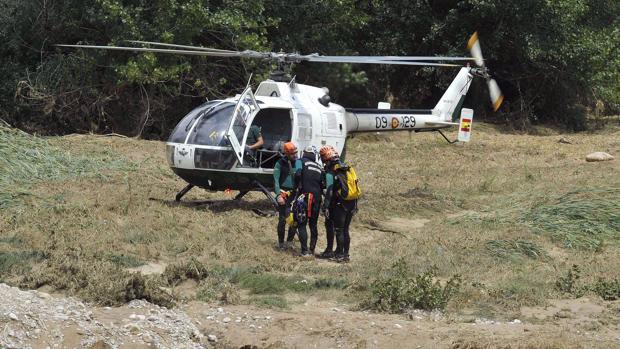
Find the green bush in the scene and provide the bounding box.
[197,278,241,305]
[313,277,348,290]
[106,253,145,268]
[555,265,620,301]
[363,259,461,313]
[251,295,289,309]
[592,278,620,301]
[555,265,583,297]
[163,257,209,285]
[0,250,45,274]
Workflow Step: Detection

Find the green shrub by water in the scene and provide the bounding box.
[363,259,461,313]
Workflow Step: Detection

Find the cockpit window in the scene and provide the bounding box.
[187,103,235,146]
[168,101,221,143]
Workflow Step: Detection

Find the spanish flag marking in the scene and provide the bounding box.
[460,118,472,132]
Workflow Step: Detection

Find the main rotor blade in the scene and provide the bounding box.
[55,44,268,58]
[307,55,476,62]
[57,44,465,67]
[125,40,238,53]
[302,56,460,67]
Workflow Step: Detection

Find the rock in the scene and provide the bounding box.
[37,292,51,299]
[475,318,494,325]
[124,324,141,335]
[222,317,231,323]
[510,319,522,324]
[8,312,19,321]
[89,340,112,349]
[208,334,218,342]
[554,310,572,319]
[394,324,403,329]
[586,152,614,162]
[217,307,224,313]
[558,137,572,144]
[191,329,203,339]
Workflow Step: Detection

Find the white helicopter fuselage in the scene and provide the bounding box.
[165,67,473,192]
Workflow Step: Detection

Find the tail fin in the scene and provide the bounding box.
[433,67,473,122]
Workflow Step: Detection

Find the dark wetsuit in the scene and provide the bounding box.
[295,153,324,254]
[324,161,357,257]
[273,156,301,245]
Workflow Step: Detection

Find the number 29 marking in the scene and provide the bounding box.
[375,116,416,129]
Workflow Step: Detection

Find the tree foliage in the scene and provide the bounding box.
[0,0,618,136]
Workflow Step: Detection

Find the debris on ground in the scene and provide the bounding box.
[586,152,614,162]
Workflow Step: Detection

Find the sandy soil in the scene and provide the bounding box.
[2,282,619,349]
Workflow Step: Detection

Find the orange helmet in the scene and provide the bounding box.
[283,142,298,155]
[319,145,338,161]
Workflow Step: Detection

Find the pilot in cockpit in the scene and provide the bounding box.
[244,124,264,166]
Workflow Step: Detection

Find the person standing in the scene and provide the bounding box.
[294,146,324,257]
[320,145,360,262]
[317,145,338,259]
[273,142,300,249]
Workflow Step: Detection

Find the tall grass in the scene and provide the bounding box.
[485,239,548,261]
[0,126,131,208]
[526,187,620,250]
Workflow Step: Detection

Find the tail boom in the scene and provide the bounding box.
[344,67,473,133]
[344,109,455,133]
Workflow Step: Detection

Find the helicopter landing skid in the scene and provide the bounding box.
[252,180,278,214]
[175,183,195,201]
[234,191,249,201]
[168,181,277,216]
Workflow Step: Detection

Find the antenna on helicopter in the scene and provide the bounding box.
[245,73,253,90]
[288,75,297,88]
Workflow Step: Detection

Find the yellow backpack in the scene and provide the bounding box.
[334,163,362,200]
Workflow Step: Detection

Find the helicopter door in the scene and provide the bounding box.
[225,86,260,165]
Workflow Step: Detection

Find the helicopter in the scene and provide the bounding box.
[58,32,503,210]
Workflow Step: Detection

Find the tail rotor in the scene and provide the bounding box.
[467,32,504,112]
